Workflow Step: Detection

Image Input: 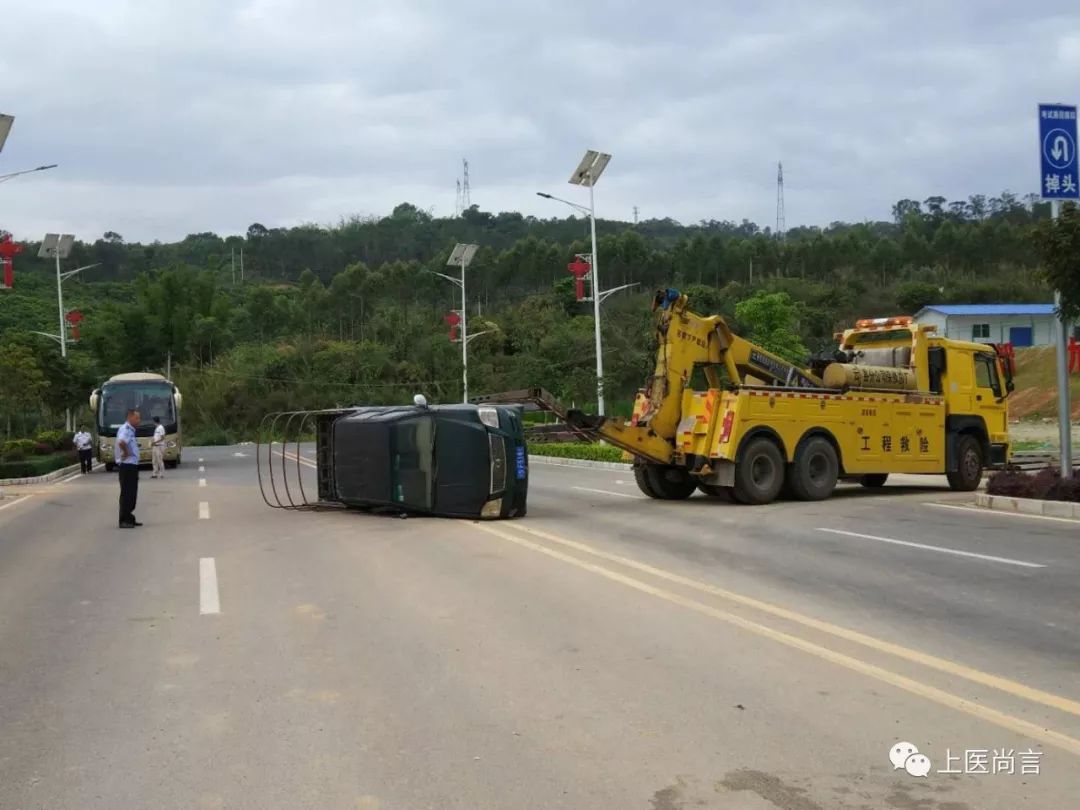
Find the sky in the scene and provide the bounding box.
[1,0,1078,242]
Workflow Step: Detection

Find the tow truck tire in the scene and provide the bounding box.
[859,473,888,488]
[732,437,786,505]
[698,483,733,501]
[787,436,839,501]
[634,464,697,500]
[947,435,983,492]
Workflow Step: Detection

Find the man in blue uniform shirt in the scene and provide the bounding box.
[116,409,143,528]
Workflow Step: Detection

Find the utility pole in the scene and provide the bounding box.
[231,247,236,285]
[240,247,245,282]
[462,159,471,209]
[775,161,786,240]
[633,205,639,224]
[1052,200,1073,477]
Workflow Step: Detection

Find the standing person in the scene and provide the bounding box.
[73,425,94,474]
[150,416,166,479]
[116,409,142,528]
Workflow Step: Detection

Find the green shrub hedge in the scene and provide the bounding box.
[35,429,73,450]
[0,452,76,479]
[1,439,38,461]
[528,442,626,462]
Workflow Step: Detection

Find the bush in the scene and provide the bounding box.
[188,425,233,446]
[33,442,53,455]
[528,442,626,462]
[35,429,71,450]
[987,468,1080,502]
[0,452,77,479]
[1,439,38,461]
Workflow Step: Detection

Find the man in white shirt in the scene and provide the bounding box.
[150,416,166,479]
[73,425,93,473]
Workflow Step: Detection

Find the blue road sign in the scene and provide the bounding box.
[1039,103,1079,199]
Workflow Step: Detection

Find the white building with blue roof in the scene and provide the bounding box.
[912,304,1076,347]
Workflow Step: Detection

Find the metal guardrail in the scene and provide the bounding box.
[1008,451,1080,473]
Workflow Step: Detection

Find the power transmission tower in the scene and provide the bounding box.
[455,179,462,217]
[462,158,471,209]
[633,205,639,224]
[775,161,785,239]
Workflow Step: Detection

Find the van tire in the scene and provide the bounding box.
[859,473,889,488]
[947,435,983,491]
[732,437,785,505]
[787,436,840,501]
[634,464,697,500]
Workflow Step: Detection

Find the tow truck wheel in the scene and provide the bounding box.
[634,463,697,500]
[947,435,983,492]
[859,473,888,488]
[732,437,785,505]
[698,483,733,501]
[787,436,839,501]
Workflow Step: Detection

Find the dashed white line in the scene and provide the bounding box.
[198,457,204,463]
[198,465,205,473]
[572,486,641,499]
[815,528,1045,569]
[925,502,1080,524]
[198,501,210,519]
[199,557,220,615]
[198,478,207,487]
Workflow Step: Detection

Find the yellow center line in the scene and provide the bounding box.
[473,522,1080,757]
[506,522,1080,719]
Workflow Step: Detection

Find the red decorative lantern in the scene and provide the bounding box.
[0,234,22,290]
[567,254,591,301]
[65,309,84,342]
[444,311,461,342]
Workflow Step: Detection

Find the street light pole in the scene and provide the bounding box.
[587,180,604,415]
[435,243,480,403]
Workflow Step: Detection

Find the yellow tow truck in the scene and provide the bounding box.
[568,288,1013,504]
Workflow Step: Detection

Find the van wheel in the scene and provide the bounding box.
[859,473,889,488]
[634,464,697,500]
[947,435,983,491]
[787,436,839,501]
[698,483,733,501]
[732,438,785,505]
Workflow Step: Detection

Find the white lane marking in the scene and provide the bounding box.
[278,450,316,469]
[198,478,207,488]
[572,486,641,499]
[0,494,35,513]
[816,528,1046,569]
[198,457,204,463]
[615,479,628,484]
[926,502,1080,525]
[199,557,220,615]
[233,452,248,458]
[54,471,85,485]
[198,465,205,473]
[199,501,210,519]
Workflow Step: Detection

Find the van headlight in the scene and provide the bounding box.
[481,497,503,518]
[478,406,500,429]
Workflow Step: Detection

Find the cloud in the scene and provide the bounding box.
[1,0,1078,241]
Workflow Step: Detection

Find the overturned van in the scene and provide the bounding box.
[313,402,528,519]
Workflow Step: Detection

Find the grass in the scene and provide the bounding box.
[528,442,626,462]
[1009,346,1080,421]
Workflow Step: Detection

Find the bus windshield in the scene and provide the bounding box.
[99,383,176,429]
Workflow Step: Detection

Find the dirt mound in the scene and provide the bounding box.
[1010,346,1080,420]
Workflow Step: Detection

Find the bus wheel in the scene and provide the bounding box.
[947,435,983,492]
[787,437,839,501]
[732,438,785,505]
[698,483,733,501]
[634,464,697,500]
[859,473,889,488]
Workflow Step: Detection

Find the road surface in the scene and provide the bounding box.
[1,447,1078,809]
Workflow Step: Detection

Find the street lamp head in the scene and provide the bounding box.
[536,192,553,199]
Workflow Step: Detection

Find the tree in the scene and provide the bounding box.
[895,281,942,314]
[1033,202,1080,321]
[734,291,808,363]
[0,342,48,436]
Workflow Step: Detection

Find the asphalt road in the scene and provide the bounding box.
[1,447,1078,809]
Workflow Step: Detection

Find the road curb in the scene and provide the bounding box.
[975,492,1080,520]
[0,462,83,487]
[529,455,632,471]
